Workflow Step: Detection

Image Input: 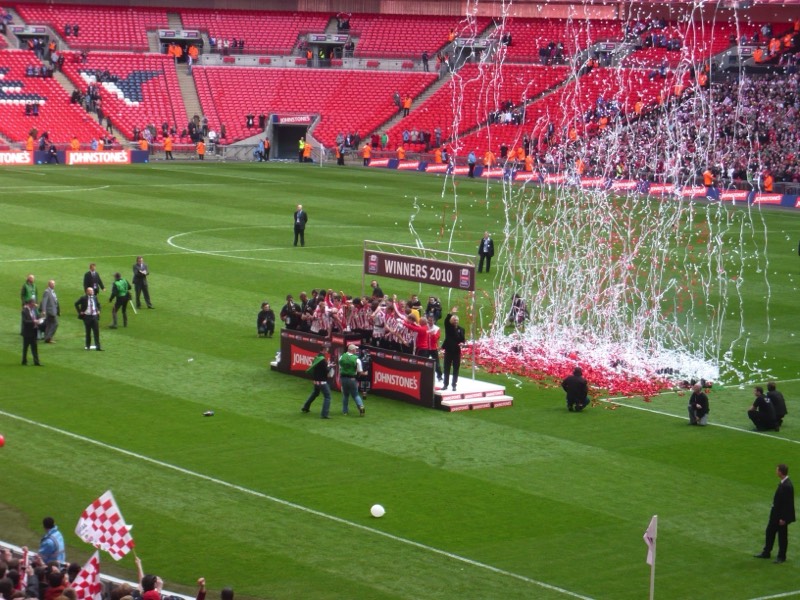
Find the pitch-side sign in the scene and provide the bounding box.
[364,250,475,291]
[0,151,33,166]
[66,150,131,165]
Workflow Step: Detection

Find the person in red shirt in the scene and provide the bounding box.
[401,313,430,356]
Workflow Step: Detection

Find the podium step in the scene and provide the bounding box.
[439,394,514,411]
[434,378,514,411]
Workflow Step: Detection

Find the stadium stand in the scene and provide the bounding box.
[348,13,492,58]
[11,3,168,51]
[178,10,330,55]
[60,51,188,141]
[457,66,687,154]
[623,20,769,67]
[192,66,437,146]
[0,49,107,143]
[386,63,570,151]
[493,18,625,61]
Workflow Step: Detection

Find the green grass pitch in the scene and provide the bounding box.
[1,162,800,600]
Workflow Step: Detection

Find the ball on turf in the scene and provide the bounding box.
[0,434,5,447]
[370,504,385,518]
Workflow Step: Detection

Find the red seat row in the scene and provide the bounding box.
[12,3,169,50]
[0,49,108,143]
[192,66,437,146]
[59,51,188,141]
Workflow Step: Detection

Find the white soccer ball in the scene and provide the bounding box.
[370,504,385,518]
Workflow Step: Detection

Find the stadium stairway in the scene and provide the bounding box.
[146,30,161,53]
[165,11,205,126]
[175,64,203,128]
[1,6,22,49]
[374,63,461,144]
[51,69,124,140]
[323,15,338,34]
[167,11,183,30]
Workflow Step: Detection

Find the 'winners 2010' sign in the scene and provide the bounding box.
[364,251,475,291]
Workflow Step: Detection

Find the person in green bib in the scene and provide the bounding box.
[109,272,132,329]
[338,344,366,416]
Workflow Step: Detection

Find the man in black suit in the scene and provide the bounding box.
[562,367,590,412]
[477,231,495,273]
[767,382,788,430]
[75,287,103,350]
[21,298,43,366]
[293,204,308,247]
[132,256,153,309]
[755,463,796,563]
[83,263,105,297]
[441,306,465,391]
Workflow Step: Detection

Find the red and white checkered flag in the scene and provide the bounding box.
[75,490,135,561]
[71,551,102,600]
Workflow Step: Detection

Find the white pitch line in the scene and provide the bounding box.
[147,166,287,184]
[0,185,110,194]
[746,591,800,600]
[718,378,800,389]
[166,226,365,265]
[0,409,596,600]
[599,397,800,445]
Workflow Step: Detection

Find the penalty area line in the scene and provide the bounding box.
[0,409,596,600]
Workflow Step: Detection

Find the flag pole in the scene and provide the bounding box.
[644,515,658,600]
[649,547,656,600]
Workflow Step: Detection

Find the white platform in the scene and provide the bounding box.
[435,378,514,411]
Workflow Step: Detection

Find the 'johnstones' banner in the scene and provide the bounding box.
[0,151,33,166]
[66,150,131,166]
[368,348,435,407]
[274,329,436,407]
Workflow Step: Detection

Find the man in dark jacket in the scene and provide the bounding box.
[477,231,495,273]
[75,287,102,350]
[83,262,105,297]
[301,346,331,418]
[279,295,302,330]
[688,382,710,425]
[562,367,589,412]
[748,386,778,431]
[21,298,43,366]
[755,464,796,563]
[767,382,788,430]
[442,307,466,391]
[293,204,308,247]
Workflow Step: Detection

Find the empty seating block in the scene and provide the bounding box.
[349,13,492,58]
[0,49,107,143]
[192,66,437,145]
[12,3,168,50]
[60,51,188,140]
[178,10,330,54]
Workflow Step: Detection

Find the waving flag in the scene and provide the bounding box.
[75,490,135,560]
[71,551,102,600]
